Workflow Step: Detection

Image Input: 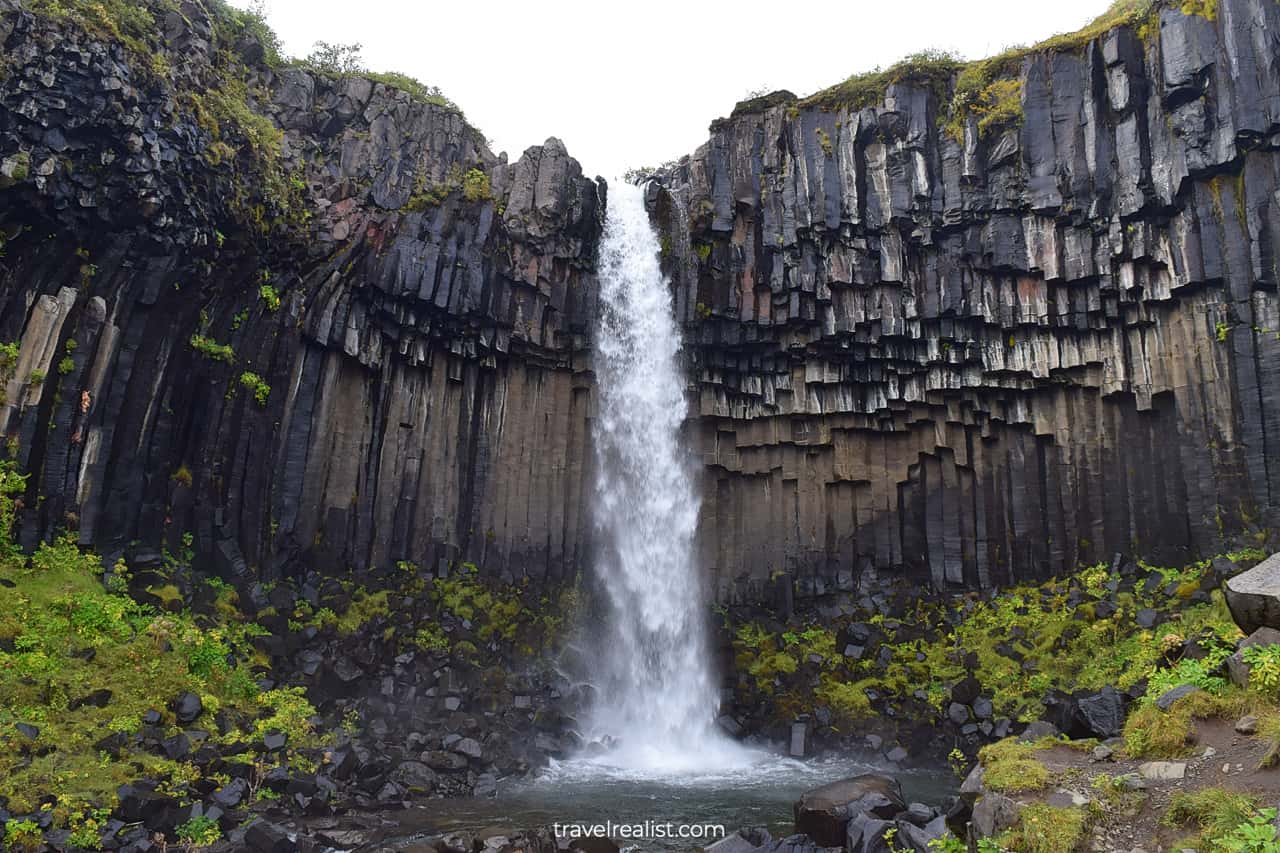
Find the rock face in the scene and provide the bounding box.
[1224,551,1280,634]
[0,0,603,583]
[651,0,1280,601]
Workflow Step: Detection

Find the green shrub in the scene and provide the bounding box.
[176,814,221,847]
[4,818,43,853]
[238,371,270,405]
[1242,645,1280,698]
[461,168,491,202]
[190,334,235,364]
[259,283,280,311]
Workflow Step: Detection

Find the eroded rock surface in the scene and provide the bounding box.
[0,0,603,583]
[651,0,1280,600]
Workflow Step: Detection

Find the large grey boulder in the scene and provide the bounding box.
[1225,553,1280,635]
[793,774,905,847]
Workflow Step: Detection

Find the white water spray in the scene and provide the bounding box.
[586,182,750,772]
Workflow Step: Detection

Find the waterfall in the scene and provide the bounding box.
[587,181,748,772]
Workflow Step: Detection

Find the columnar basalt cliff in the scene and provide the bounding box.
[0,0,603,584]
[2,0,1279,606]
[652,0,1280,602]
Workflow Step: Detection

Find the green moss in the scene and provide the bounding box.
[190,334,235,364]
[815,127,833,158]
[461,168,491,202]
[765,0,1156,135]
[815,677,872,724]
[259,283,281,311]
[238,371,270,406]
[996,804,1088,853]
[978,738,1052,793]
[1180,0,1218,20]
[0,531,272,819]
[335,588,390,634]
[403,164,492,211]
[800,49,963,112]
[25,0,170,77]
[365,71,463,113]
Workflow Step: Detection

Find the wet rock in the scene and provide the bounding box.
[451,737,483,759]
[211,777,249,809]
[794,774,906,846]
[1075,686,1128,738]
[972,791,1019,837]
[789,720,808,757]
[567,837,620,853]
[391,760,436,793]
[244,819,297,853]
[172,692,203,725]
[1155,684,1203,710]
[115,784,178,827]
[161,733,190,760]
[68,688,112,710]
[1236,715,1259,734]
[1018,721,1059,742]
[424,750,468,771]
[705,827,772,853]
[717,715,745,738]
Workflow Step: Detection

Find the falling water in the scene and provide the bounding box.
[587,182,749,772]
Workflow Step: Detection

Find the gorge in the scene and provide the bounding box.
[2,0,1280,850]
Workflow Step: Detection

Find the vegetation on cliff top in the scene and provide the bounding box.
[724,0,1192,143]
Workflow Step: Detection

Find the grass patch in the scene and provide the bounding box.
[799,49,963,112]
[1123,690,1245,758]
[978,737,1052,793]
[996,803,1089,853]
[1164,787,1259,841]
[734,0,1160,151]
[1254,708,1280,768]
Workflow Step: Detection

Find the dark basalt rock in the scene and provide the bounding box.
[0,0,604,592]
[244,819,297,853]
[794,774,906,847]
[172,692,203,725]
[648,0,1280,603]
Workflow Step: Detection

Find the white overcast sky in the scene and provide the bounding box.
[237,0,1114,178]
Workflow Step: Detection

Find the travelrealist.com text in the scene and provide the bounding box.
[553,822,727,841]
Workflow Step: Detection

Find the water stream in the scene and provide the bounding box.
[365,184,955,851]
[581,180,746,772]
